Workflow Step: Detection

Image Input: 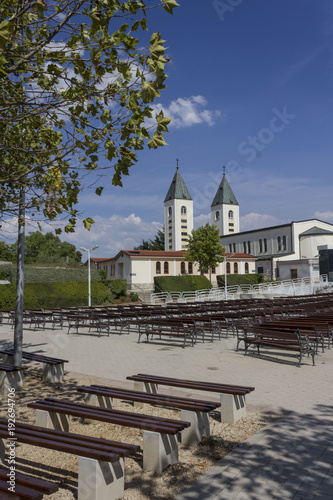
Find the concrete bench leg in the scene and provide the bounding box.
[78,457,124,500]
[35,409,69,432]
[85,393,113,409]
[0,371,23,395]
[133,381,158,408]
[220,393,246,423]
[180,410,210,446]
[42,362,64,384]
[143,431,178,473]
[1,354,13,365]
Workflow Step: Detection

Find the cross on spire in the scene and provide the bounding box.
[176,158,179,169]
[223,165,226,175]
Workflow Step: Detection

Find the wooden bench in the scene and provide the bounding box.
[0,467,59,499]
[0,365,24,394]
[126,374,255,423]
[67,315,110,337]
[27,398,191,473]
[77,384,220,446]
[136,318,195,348]
[0,350,68,384]
[237,327,316,367]
[0,417,139,500]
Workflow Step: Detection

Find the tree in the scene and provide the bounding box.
[10,231,82,264]
[134,226,164,250]
[0,240,14,261]
[0,0,178,231]
[184,223,225,282]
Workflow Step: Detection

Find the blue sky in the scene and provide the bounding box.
[2,0,333,257]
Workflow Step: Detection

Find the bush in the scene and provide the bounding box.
[104,279,127,299]
[0,264,101,283]
[217,273,264,287]
[154,275,212,293]
[129,292,140,302]
[0,281,113,309]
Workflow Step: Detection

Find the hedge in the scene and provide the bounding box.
[217,273,264,287]
[0,281,114,309]
[154,275,212,293]
[0,265,102,284]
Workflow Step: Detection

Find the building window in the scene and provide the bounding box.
[156,261,161,274]
[228,210,234,219]
[258,266,264,274]
[164,262,169,274]
[226,262,231,274]
[181,225,187,229]
[282,235,287,251]
[181,206,187,215]
[181,232,187,236]
[229,244,232,252]
[188,262,193,274]
[245,262,249,274]
[181,261,186,274]
[211,267,216,274]
[264,238,267,253]
[277,236,282,252]
[229,223,234,227]
[259,239,263,253]
[181,238,188,242]
[234,262,238,274]
[233,243,236,253]
[168,207,172,217]
[247,241,251,254]
[215,211,220,221]
[181,219,187,223]
[243,241,246,253]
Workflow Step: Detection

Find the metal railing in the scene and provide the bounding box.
[150,274,332,304]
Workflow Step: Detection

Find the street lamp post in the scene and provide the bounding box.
[216,253,235,300]
[80,245,99,306]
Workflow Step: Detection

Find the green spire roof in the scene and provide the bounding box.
[164,167,192,202]
[211,170,238,207]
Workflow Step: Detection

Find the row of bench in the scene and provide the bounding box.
[0,372,255,499]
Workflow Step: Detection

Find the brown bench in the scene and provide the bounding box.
[0,350,68,384]
[237,327,316,366]
[67,315,111,337]
[0,364,24,394]
[0,417,139,500]
[127,374,254,423]
[27,398,190,473]
[0,467,58,499]
[78,384,220,446]
[137,319,195,347]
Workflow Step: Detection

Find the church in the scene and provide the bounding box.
[91,167,333,287]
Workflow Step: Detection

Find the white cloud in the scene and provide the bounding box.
[193,213,210,228]
[314,210,333,222]
[153,95,221,128]
[240,212,286,231]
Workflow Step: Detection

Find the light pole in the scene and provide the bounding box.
[216,253,235,300]
[80,245,99,306]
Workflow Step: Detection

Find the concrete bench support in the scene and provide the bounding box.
[0,370,23,395]
[133,381,158,408]
[42,362,64,384]
[78,456,125,500]
[36,409,69,432]
[85,393,113,409]
[180,409,210,446]
[220,393,246,423]
[143,431,178,473]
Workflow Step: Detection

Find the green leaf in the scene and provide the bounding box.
[162,0,180,15]
[83,217,95,230]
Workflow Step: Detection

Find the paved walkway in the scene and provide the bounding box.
[1,321,333,499]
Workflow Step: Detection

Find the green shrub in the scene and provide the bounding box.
[217,273,264,287]
[154,275,212,293]
[0,264,101,284]
[0,281,113,309]
[104,279,127,298]
[129,292,139,302]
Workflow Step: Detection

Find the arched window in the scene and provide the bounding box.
[156,261,161,274]
[228,210,234,219]
[247,241,251,254]
[229,244,232,252]
[245,262,249,274]
[215,211,220,221]
[181,261,186,274]
[259,239,263,253]
[164,261,169,274]
[277,236,282,252]
[233,243,236,253]
[168,207,172,217]
[226,262,231,274]
[282,235,287,251]
[234,262,238,274]
[188,262,193,274]
[243,241,247,253]
[264,238,268,253]
[181,206,187,215]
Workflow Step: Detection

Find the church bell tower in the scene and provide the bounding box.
[211,167,239,236]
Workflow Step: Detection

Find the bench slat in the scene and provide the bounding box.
[0,468,58,494]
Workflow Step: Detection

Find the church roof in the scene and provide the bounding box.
[211,171,238,207]
[299,226,333,236]
[164,167,192,202]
